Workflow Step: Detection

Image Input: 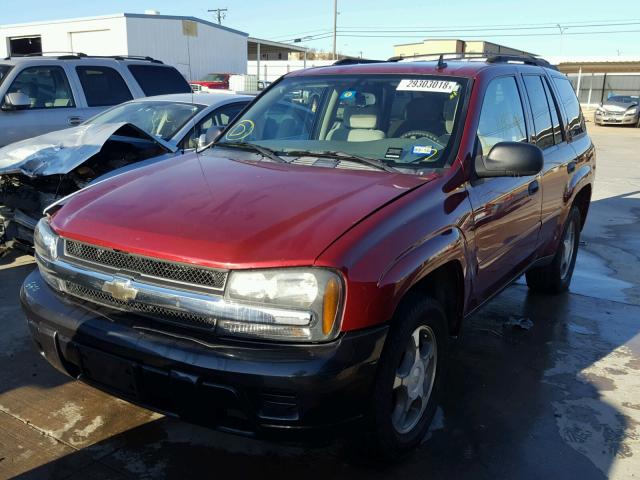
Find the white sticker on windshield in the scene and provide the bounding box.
[397,79,460,93]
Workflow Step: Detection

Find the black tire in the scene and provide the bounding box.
[364,295,448,460]
[526,206,581,294]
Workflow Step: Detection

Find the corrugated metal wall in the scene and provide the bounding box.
[125,16,248,80]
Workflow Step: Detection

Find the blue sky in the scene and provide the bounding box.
[3,0,639,59]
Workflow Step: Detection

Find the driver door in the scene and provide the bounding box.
[467,75,542,305]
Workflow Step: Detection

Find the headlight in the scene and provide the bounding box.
[34,218,59,261]
[223,268,343,342]
[595,108,604,114]
[625,107,637,115]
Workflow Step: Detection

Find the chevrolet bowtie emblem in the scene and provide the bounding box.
[102,278,138,302]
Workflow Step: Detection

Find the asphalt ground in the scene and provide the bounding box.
[0,123,639,479]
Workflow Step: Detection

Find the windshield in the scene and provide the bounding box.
[88,101,204,141]
[0,65,12,87]
[217,74,468,170]
[202,74,227,82]
[607,95,639,104]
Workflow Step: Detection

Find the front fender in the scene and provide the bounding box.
[378,226,472,321]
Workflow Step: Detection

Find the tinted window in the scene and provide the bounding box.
[542,78,563,144]
[553,77,585,137]
[523,76,554,150]
[7,66,75,109]
[127,65,191,96]
[477,76,527,155]
[76,66,133,107]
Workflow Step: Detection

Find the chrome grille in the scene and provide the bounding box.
[64,239,227,291]
[64,281,216,329]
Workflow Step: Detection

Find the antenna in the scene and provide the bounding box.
[436,54,447,70]
[207,8,228,25]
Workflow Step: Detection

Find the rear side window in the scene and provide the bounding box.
[542,78,563,145]
[477,76,527,155]
[523,76,554,150]
[6,66,75,109]
[127,65,191,96]
[552,77,586,137]
[76,66,133,107]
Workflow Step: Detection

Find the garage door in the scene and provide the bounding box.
[69,30,113,56]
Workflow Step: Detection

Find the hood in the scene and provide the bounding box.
[51,153,432,269]
[0,123,175,177]
[602,100,638,112]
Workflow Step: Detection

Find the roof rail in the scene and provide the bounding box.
[387,52,558,70]
[2,53,163,63]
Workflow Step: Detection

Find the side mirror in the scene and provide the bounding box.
[2,92,31,111]
[197,125,223,148]
[475,141,543,178]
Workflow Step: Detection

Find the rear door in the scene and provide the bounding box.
[71,64,135,124]
[0,64,77,144]
[467,75,543,303]
[521,73,575,258]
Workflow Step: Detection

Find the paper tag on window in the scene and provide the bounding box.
[397,79,459,93]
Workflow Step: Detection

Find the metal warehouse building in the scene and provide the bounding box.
[0,13,248,79]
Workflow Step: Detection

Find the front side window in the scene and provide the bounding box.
[553,77,585,137]
[183,102,248,149]
[476,76,527,156]
[0,65,12,87]
[523,75,554,150]
[215,75,468,170]
[89,101,204,141]
[76,66,133,107]
[7,66,75,109]
[128,65,191,96]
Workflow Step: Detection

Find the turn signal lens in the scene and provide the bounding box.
[322,277,340,335]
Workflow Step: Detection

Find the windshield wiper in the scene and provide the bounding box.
[284,150,397,173]
[215,142,289,164]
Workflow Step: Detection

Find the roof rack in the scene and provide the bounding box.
[387,52,558,70]
[3,53,163,63]
[333,58,384,66]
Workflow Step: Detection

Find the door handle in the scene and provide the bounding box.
[567,161,576,173]
[528,180,540,195]
[67,116,82,126]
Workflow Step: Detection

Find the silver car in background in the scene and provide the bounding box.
[0,92,253,249]
[0,54,192,146]
[594,95,640,126]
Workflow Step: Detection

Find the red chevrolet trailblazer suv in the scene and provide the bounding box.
[22,54,594,457]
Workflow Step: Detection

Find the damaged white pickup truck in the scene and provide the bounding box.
[0,92,252,251]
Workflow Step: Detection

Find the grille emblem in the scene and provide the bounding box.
[102,278,138,302]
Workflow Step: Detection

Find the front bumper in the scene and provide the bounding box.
[21,270,387,439]
[594,113,638,125]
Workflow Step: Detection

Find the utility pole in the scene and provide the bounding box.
[332,0,338,60]
[207,8,228,25]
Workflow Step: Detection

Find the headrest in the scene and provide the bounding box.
[345,106,378,129]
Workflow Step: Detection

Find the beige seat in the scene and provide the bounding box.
[327,106,385,142]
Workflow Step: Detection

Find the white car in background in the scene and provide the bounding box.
[0,92,253,248]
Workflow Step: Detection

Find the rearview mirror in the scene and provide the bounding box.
[2,92,31,111]
[197,125,223,149]
[475,141,543,178]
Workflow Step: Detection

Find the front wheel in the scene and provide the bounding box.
[526,206,581,293]
[365,296,448,459]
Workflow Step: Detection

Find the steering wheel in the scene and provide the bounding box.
[400,130,442,145]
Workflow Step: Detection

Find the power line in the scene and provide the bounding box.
[335,21,640,34]
[332,29,640,39]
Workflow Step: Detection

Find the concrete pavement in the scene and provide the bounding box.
[0,124,639,479]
